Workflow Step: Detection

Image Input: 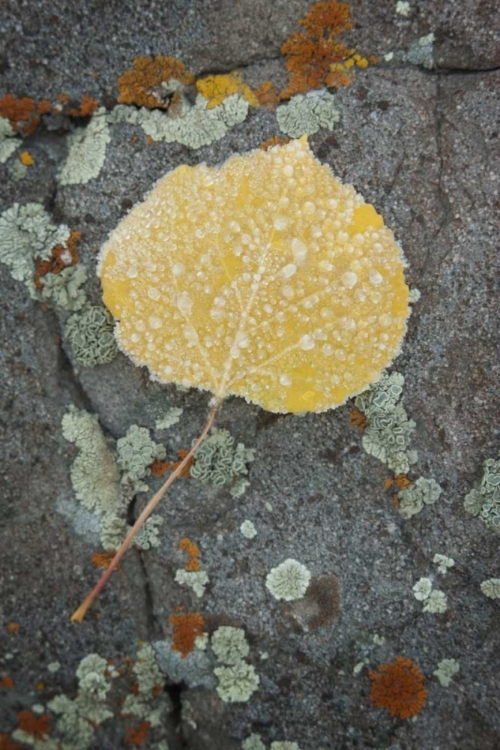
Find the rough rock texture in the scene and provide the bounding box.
[0,1,499,748]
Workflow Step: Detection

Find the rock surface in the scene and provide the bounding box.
[0,1,499,748]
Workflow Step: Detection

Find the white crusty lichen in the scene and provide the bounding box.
[398,477,443,519]
[64,305,118,367]
[480,578,500,599]
[175,569,209,598]
[0,117,21,163]
[155,407,184,430]
[266,558,311,601]
[58,108,111,185]
[0,202,70,295]
[277,90,339,138]
[240,519,257,539]
[122,644,171,727]
[423,589,448,614]
[433,553,455,574]
[214,661,259,703]
[464,456,500,533]
[355,372,418,476]
[211,627,250,665]
[412,577,432,601]
[406,33,435,69]
[191,427,255,498]
[117,424,166,492]
[433,658,460,687]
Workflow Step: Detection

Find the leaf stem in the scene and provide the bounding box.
[71,398,222,623]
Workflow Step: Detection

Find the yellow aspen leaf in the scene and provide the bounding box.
[99,137,409,414]
[196,71,259,109]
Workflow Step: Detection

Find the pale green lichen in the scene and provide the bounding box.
[175,569,209,598]
[433,553,455,574]
[412,577,432,601]
[117,424,166,492]
[398,477,443,519]
[276,91,340,138]
[39,652,113,750]
[464,457,500,532]
[39,265,88,311]
[480,578,500,599]
[355,372,418,475]
[423,589,447,614]
[65,305,118,367]
[211,626,250,665]
[266,558,311,601]
[153,639,215,689]
[0,202,70,295]
[122,644,171,728]
[191,427,254,496]
[240,519,257,539]
[109,92,249,150]
[406,33,435,68]
[214,661,259,703]
[59,108,111,185]
[62,406,122,516]
[0,117,21,163]
[395,1,411,16]
[243,734,266,750]
[62,407,164,551]
[271,743,301,750]
[134,514,164,550]
[10,159,28,181]
[433,658,459,687]
[155,407,184,430]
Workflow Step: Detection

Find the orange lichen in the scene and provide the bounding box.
[196,71,259,109]
[280,0,354,98]
[68,94,98,118]
[170,611,205,658]
[37,99,52,115]
[36,681,45,691]
[260,135,291,150]
[117,55,195,109]
[92,551,120,570]
[180,537,200,571]
[369,656,428,719]
[0,94,39,134]
[33,230,80,289]
[152,449,193,478]
[124,721,151,746]
[350,407,368,430]
[6,623,20,634]
[0,675,14,689]
[16,710,50,739]
[385,474,412,490]
[0,736,22,750]
[19,151,34,166]
[255,81,281,110]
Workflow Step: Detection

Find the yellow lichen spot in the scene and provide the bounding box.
[98,136,409,414]
[19,151,34,166]
[196,71,259,109]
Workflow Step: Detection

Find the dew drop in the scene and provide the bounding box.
[126,266,138,278]
[172,262,185,277]
[291,237,307,265]
[274,216,289,230]
[300,334,315,350]
[149,316,162,329]
[341,271,358,288]
[303,201,315,214]
[148,287,160,300]
[283,165,294,176]
[369,270,383,285]
[280,374,292,386]
[282,263,297,278]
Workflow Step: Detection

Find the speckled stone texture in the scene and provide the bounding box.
[0,1,499,748]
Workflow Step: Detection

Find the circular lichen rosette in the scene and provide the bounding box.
[98,137,409,413]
